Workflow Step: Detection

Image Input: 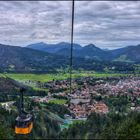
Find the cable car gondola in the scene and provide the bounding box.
[15,88,33,134]
[15,0,75,135]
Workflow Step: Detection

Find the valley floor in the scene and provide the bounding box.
[0,72,140,139]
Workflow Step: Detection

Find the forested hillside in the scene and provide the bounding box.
[59,112,140,139]
[26,42,140,63]
[0,44,136,73]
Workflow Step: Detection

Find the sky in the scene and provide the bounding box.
[0,1,140,49]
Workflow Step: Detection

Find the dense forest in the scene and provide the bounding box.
[59,112,140,139]
[2,103,140,139]
[0,98,71,139]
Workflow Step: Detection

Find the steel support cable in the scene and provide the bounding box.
[70,0,75,95]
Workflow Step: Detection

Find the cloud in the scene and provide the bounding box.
[74,1,140,48]
[0,1,140,49]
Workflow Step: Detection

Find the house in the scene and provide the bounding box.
[92,102,109,114]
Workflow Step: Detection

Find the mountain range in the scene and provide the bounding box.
[27,42,82,53]
[0,42,138,73]
[26,42,140,62]
[0,43,70,72]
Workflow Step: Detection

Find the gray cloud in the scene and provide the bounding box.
[0,1,140,49]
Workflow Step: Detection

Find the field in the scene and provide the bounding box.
[0,72,138,93]
[2,72,133,83]
[48,99,67,104]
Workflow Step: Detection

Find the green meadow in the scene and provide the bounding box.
[0,72,136,92]
[48,99,67,105]
[3,72,132,83]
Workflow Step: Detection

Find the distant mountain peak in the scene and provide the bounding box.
[38,42,46,44]
[32,42,47,46]
[88,43,96,47]
[57,42,81,46]
[58,42,69,45]
[85,44,98,48]
[84,44,101,51]
[0,43,20,48]
[26,42,48,50]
